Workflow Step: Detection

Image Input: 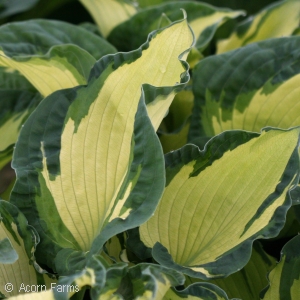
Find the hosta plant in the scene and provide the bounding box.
[0,0,300,299]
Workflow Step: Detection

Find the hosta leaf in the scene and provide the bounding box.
[0,200,54,298]
[0,149,14,198]
[126,227,152,261]
[262,235,300,300]
[0,67,35,91]
[125,263,184,300]
[0,144,12,170]
[0,162,15,200]
[103,232,129,264]
[6,0,74,21]
[159,122,191,154]
[267,206,300,241]
[294,27,300,36]
[0,19,116,97]
[186,241,276,300]
[0,237,17,263]
[186,47,203,70]
[0,90,41,165]
[54,253,127,300]
[10,17,193,269]
[25,258,182,300]
[163,283,230,300]
[114,263,184,300]
[160,88,194,134]
[79,22,102,37]
[0,90,41,198]
[0,19,116,60]
[53,255,107,300]
[190,36,300,140]
[3,255,189,299]
[140,128,300,279]
[137,0,174,8]
[294,204,300,224]
[0,46,90,97]
[0,0,39,19]
[79,0,137,38]
[0,69,39,153]
[159,87,194,153]
[217,0,300,53]
[108,2,244,52]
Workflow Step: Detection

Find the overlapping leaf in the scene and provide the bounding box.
[121,263,184,300]
[0,162,16,201]
[0,0,39,19]
[217,0,300,53]
[13,254,184,300]
[0,90,41,163]
[5,255,109,300]
[0,19,116,97]
[103,232,130,265]
[53,255,123,300]
[10,17,193,269]
[108,1,244,52]
[262,235,300,300]
[0,200,55,298]
[190,36,300,140]
[294,205,300,225]
[186,241,276,300]
[0,67,36,91]
[140,128,300,279]
[159,122,191,154]
[0,68,39,158]
[164,283,230,300]
[137,0,174,8]
[79,0,137,38]
[159,87,194,153]
[0,237,17,264]
[0,68,42,197]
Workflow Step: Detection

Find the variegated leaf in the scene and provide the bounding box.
[10,17,193,269]
[0,67,42,198]
[0,19,116,97]
[163,283,230,300]
[217,0,300,53]
[186,241,276,300]
[108,2,244,52]
[0,200,55,298]
[140,128,300,278]
[159,87,194,153]
[190,36,300,140]
[79,0,137,38]
[262,235,300,300]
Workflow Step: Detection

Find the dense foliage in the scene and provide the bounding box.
[0,0,300,299]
